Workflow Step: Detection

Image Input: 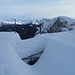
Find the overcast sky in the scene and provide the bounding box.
[0,0,75,20]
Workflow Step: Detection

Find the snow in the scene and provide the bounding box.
[41,30,75,48]
[33,39,75,75]
[0,20,24,25]
[39,16,75,32]
[32,21,39,25]
[40,18,51,32]
[13,36,48,58]
[0,42,34,75]
[0,32,35,75]
[54,16,75,25]
[0,30,75,75]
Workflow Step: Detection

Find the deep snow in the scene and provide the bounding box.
[0,30,75,75]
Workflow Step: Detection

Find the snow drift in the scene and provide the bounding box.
[0,30,75,75]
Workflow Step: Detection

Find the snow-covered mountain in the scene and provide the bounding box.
[0,20,24,26]
[37,16,75,33]
[0,16,75,34]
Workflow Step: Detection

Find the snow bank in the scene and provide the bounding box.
[0,30,75,75]
[33,38,75,75]
[0,32,20,41]
[31,30,75,75]
[14,35,48,58]
[0,43,25,75]
[0,42,37,75]
[41,30,75,48]
[0,32,48,58]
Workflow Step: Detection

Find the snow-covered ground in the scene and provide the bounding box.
[0,30,75,75]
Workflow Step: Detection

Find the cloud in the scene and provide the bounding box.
[0,0,75,20]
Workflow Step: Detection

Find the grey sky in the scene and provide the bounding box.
[0,0,75,20]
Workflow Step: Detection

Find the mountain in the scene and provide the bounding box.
[0,16,75,36]
[36,16,75,33]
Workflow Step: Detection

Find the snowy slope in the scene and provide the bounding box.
[0,42,35,75]
[0,32,35,75]
[53,16,75,25]
[33,38,75,75]
[0,30,75,75]
[41,30,75,48]
[33,30,75,75]
[38,16,75,33]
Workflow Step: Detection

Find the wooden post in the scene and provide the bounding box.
[40,23,43,34]
[40,25,41,34]
[13,19,16,33]
[30,56,33,61]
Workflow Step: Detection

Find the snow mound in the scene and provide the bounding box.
[13,35,48,58]
[33,36,75,75]
[0,42,35,75]
[0,32,20,44]
[0,30,75,75]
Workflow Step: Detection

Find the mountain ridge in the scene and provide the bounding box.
[0,16,75,34]
[38,16,75,33]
